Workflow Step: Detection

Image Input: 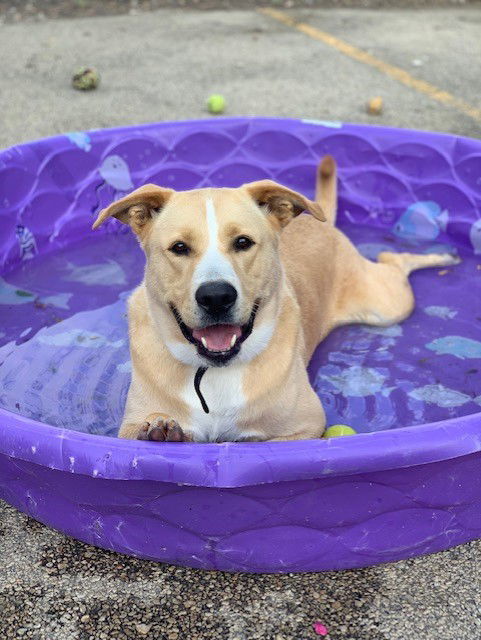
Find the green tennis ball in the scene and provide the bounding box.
[207,94,226,114]
[323,425,357,438]
[72,67,100,91]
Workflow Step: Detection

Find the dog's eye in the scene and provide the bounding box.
[169,241,191,256]
[233,236,255,252]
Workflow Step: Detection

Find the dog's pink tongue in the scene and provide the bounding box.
[193,324,242,352]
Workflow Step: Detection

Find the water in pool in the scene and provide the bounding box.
[0,224,480,436]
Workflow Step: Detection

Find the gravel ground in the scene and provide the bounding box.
[1,500,480,640]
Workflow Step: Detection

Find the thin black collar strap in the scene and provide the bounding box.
[194,367,209,414]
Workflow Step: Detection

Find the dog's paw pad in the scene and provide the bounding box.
[137,417,189,442]
[137,421,151,441]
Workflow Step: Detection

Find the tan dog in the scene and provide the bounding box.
[93,157,459,443]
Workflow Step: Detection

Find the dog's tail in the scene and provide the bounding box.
[315,155,337,225]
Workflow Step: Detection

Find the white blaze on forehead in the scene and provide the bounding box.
[192,197,241,293]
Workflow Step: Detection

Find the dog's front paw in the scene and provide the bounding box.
[137,415,191,442]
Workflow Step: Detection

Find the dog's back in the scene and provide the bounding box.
[282,155,460,364]
[280,156,352,359]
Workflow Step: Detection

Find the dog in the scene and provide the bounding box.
[93,156,459,443]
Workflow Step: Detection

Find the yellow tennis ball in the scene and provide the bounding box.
[207,94,226,114]
[323,425,357,438]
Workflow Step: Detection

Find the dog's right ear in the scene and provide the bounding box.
[92,184,174,237]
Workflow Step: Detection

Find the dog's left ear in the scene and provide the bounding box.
[244,180,326,228]
[92,184,174,237]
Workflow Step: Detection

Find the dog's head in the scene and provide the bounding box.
[93,181,325,366]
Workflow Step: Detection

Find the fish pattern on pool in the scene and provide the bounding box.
[0,223,480,436]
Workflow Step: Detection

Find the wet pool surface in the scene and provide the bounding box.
[0,223,480,436]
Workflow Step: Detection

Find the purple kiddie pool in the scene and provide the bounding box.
[1,117,481,573]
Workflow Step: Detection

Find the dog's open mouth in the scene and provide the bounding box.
[192,324,242,352]
[170,302,259,364]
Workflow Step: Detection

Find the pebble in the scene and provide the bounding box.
[366,96,383,115]
[135,623,152,635]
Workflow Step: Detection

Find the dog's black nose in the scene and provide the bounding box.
[195,281,238,316]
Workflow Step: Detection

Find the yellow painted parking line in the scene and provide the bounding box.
[259,7,481,124]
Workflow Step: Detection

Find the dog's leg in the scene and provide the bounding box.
[334,251,460,328]
[243,428,324,442]
[120,413,192,442]
[268,430,324,441]
[377,250,460,276]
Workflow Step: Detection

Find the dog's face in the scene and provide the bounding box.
[93,181,324,366]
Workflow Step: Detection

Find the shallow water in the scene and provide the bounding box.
[0,225,480,436]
